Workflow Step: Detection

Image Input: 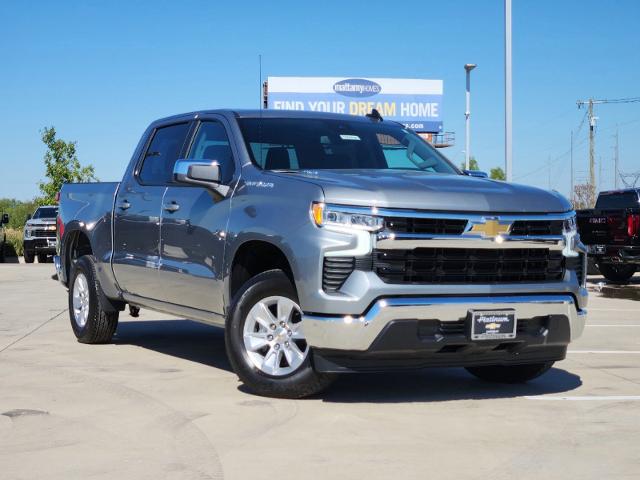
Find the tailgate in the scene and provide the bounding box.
[577,209,631,245]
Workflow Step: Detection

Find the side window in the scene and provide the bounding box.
[188,121,235,184]
[138,123,190,185]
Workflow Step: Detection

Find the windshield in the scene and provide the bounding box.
[33,207,58,219]
[595,191,640,209]
[238,118,459,174]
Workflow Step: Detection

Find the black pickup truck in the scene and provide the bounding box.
[577,188,640,282]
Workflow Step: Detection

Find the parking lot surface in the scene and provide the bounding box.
[1,264,639,480]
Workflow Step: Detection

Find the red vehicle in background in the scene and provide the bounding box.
[577,188,640,283]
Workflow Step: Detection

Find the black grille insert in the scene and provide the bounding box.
[373,248,565,284]
[31,229,56,238]
[384,217,467,235]
[510,220,563,236]
[322,257,355,292]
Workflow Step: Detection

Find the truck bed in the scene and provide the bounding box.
[57,182,120,285]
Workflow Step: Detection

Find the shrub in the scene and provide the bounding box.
[4,228,25,257]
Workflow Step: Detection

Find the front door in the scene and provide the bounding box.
[158,119,237,313]
[112,122,191,299]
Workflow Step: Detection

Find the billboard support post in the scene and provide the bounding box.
[505,0,513,181]
[464,64,477,171]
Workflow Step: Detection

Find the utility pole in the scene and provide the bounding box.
[598,155,603,192]
[588,100,597,192]
[464,64,477,171]
[570,130,574,202]
[504,0,513,181]
[614,128,619,189]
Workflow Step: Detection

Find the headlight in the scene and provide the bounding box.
[312,203,383,231]
[563,214,577,235]
[24,227,32,238]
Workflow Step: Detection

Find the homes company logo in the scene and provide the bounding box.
[333,79,381,98]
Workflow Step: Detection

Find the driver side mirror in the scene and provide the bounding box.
[1,213,8,225]
[27,214,32,221]
[173,159,221,187]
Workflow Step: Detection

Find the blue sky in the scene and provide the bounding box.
[1,0,639,200]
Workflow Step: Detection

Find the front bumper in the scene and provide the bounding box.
[590,245,640,264]
[23,238,57,253]
[303,293,586,371]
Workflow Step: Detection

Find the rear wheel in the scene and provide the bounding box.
[465,362,554,383]
[68,255,119,344]
[598,263,636,284]
[225,270,335,398]
[24,250,34,263]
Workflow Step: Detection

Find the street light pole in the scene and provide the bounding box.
[505,0,513,181]
[464,64,476,171]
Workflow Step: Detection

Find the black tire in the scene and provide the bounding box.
[0,243,4,263]
[24,250,34,263]
[598,263,636,284]
[225,269,335,398]
[68,255,119,344]
[37,253,47,263]
[587,257,600,276]
[465,362,554,384]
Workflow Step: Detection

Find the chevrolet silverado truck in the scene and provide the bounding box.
[577,188,640,283]
[23,205,58,263]
[55,110,588,398]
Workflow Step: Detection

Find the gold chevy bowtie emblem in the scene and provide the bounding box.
[468,219,511,238]
[485,322,501,331]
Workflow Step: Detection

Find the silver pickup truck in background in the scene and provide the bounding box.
[55,109,588,398]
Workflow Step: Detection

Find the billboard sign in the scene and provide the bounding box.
[267,76,443,133]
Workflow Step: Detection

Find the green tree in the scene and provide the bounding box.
[489,167,506,180]
[38,126,97,204]
[0,198,39,228]
[460,156,480,171]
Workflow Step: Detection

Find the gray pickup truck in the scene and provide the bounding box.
[23,205,59,263]
[55,109,588,398]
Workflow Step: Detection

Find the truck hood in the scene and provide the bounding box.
[283,170,571,213]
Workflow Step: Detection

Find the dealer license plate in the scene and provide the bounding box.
[588,244,605,254]
[470,309,517,341]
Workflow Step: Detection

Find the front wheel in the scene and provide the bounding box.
[465,362,554,383]
[598,263,636,284]
[24,250,34,263]
[225,270,335,398]
[37,253,48,263]
[68,255,119,344]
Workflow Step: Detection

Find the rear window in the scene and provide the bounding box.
[595,191,640,209]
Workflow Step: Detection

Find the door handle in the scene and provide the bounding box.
[117,200,131,210]
[163,202,180,213]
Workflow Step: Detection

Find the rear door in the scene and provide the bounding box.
[112,122,191,299]
[157,117,238,313]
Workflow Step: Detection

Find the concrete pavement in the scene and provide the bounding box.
[1,263,639,479]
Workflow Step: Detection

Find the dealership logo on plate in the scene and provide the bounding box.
[333,79,382,98]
